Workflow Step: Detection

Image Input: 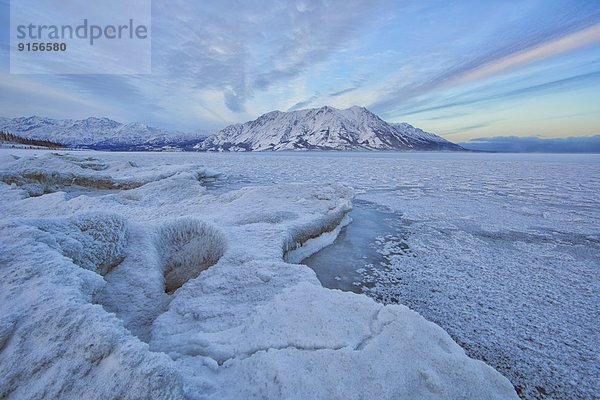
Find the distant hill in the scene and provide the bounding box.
[0,116,208,151]
[198,106,463,151]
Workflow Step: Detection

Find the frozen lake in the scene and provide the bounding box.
[190,151,600,399]
[3,149,599,399]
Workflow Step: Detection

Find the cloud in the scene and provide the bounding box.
[329,87,359,97]
[443,22,600,89]
[287,93,320,111]
[440,122,491,134]
[224,88,246,113]
[399,71,600,116]
[0,75,114,119]
[0,0,384,126]
[371,14,600,116]
[423,112,469,121]
[459,135,600,153]
[150,0,380,113]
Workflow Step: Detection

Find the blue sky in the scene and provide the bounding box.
[1,0,599,140]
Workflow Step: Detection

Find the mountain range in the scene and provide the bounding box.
[0,107,463,151]
[0,116,207,150]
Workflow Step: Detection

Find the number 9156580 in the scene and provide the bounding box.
[18,43,67,52]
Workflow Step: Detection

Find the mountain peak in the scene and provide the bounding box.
[317,105,336,112]
[200,106,463,152]
[85,116,119,123]
[347,105,369,112]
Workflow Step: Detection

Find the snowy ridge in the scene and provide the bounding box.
[0,116,207,149]
[199,106,463,151]
[389,122,454,145]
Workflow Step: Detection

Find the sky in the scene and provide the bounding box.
[1,0,599,141]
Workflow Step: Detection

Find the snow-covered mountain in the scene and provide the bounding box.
[198,106,463,151]
[0,116,205,150]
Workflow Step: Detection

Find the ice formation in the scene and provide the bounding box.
[0,152,518,399]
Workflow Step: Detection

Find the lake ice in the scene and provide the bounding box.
[1,150,598,399]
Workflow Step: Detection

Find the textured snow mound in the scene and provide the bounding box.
[0,153,219,197]
[0,221,183,400]
[36,213,128,275]
[0,154,138,196]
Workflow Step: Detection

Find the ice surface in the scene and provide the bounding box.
[174,151,597,400]
[302,200,401,292]
[0,150,518,399]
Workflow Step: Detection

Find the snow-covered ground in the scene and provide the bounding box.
[0,150,517,399]
[1,150,597,399]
